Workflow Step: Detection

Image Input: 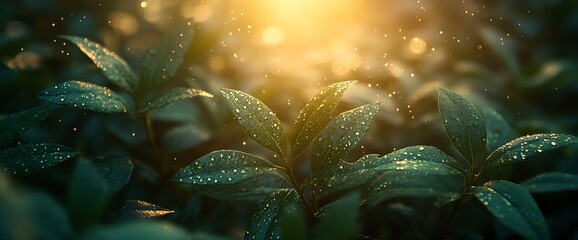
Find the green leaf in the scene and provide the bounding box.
[0,104,58,147]
[314,192,360,240]
[172,150,278,185]
[482,108,516,153]
[485,133,578,167]
[311,102,379,173]
[245,189,300,240]
[82,222,189,240]
[473,180,550,240]
[139,87,213,113]
[193,171,292,203]
[479,27,521,77]
[91,156,133,195]
[38,81,128,113]
[291,81,356,158]
[0,143,77,175]
[161,124,210,153]
[140,18,194,90]
[438,87,487,167]
[280,207,307,240]
[61,35,137,93]
[111,200,174,219]
[521,173,578,193]
[67,159,109,228]
[220,89,288,158]
[307,145,463,202]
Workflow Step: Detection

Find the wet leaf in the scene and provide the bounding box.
[38,81,128,113]
[67,159,109,228]
[221,89,287,158]
[140,18,194,90]
[473,180,550,240]
[521,173,578,193]
[0,143,77,175]
[112,200,174,219]
[485,133,578,167]
[438,87,487,167]
[172,150,278,185]
[291,81,356,158]
[61,36,137,93]
[82,222,189,240]
[0,104,58,147]
[311,102,379,173]
[482,108,516,153]
[314,192,360,240]
[138,87,213,113]
[91,156,133,195]
[245,189,299,240]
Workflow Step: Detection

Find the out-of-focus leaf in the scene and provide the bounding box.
[473,180,550,240]
[482,108,516,153]
[91,156,133,195]
[112,200,174,219]
[280,204,307,240]
[438,87,486,167]
[140,18,194,90]
[0,143,77,175]
[67,159,109,228]
[138,87,213,113]
[161,124,209,153]
[38,81,128,113]
[479,27,521,77]
[61,36,137,93]
[172,150,278,185]
[0,104,58,147]
[244,189,299,240]
[342,84,402,126]
[314,192,360,240]
[485,133,578,167]
[221,89,287,158]
[291,81,356,158]
[82,222,189,240]
[311,102,379,173]
[521,173,578,193]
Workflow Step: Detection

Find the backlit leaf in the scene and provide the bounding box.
[0,104,58,147]
[0,143,77,175]
[291,81,356,158]
[221,89,287,158]
[438,87,487,167]
[473,180,550,240]
[482,108,516,153]
[61,35,137,93]
[521,173,578,193]
[139,87,213,113]
[91,156,133,195]
[172,150,278,185]
[112,200,174,219]
[311,102,379,172]
[38,81,128,113]
[245,189,299,240]
[485,133,578,167]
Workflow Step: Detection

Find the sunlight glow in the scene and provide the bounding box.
[262,27,285,46]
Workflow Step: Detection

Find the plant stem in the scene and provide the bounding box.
[283,151,317,216]
[437,197,463,240]
[144,112,165,175]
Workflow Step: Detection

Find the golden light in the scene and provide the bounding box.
[408,37,428,55]
[181,0,214,23]
[140,1,148,8]
[108,12,139,36]
[262,27,285,46]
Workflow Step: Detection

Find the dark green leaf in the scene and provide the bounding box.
[311,102,379,173]
[221,89,287,158]
[91,156,133,195]
[280,205,308,240]
[139,87,213,113]
[308,145,462,201]
[485,133,578,167]
[67,159,109,228]
[473,180,550,240]
[314,192,360,240]
[172,150,278,185]
[112,200,174,219]
[0,143,77,175]
[0,104,58,147]
[161,124,209,153]
[245,189,300,240]
[482,108,516,153]
[438,87,487,167]
[479,27,521,77]
[82,222,189,240]
[38,81,128,113]
[61,36,137,93]
[521,173,578,193]
[140,19,194,90]
[291,81,356,158]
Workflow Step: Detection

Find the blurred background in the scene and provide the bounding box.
[2,0,578,239]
